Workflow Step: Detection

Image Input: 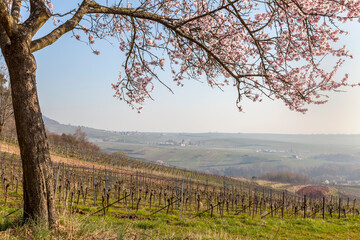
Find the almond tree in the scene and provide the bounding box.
[0,0,359,226]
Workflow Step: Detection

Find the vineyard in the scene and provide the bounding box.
[0,137,359,223]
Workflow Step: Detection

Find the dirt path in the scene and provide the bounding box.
[0,142,111,171]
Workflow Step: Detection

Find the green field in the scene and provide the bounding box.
[98,142,290,168]
[97,140,360,182]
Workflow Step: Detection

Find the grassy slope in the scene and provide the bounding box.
[1,205,360,240]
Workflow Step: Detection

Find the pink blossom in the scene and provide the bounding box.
[81,26,89,34]
[159,58,165,67]
[46,1,53,10]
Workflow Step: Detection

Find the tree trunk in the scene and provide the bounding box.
[2,37,57,226]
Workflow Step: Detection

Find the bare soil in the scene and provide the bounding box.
[295,186,330,199]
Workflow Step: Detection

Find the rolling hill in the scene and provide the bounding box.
[43,116,360,182]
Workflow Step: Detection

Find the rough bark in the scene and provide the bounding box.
[2,35,57,226]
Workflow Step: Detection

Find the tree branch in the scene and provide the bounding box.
[86,2,173,22]
[30,0,173,53]
[0,0,17,37]
[23,0,52,38]
[30,0,91,53]
[174,0,241,28]
[11,0,22,24]
[85,2,262,80]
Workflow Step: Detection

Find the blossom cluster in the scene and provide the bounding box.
[70,0,360,112]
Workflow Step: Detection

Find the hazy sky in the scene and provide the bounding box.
[33,4,360,134]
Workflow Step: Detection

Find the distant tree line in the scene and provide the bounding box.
[212,161,360,183]
[47,127,100,152]
[219,164,292,178]
[259,171,310,184]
